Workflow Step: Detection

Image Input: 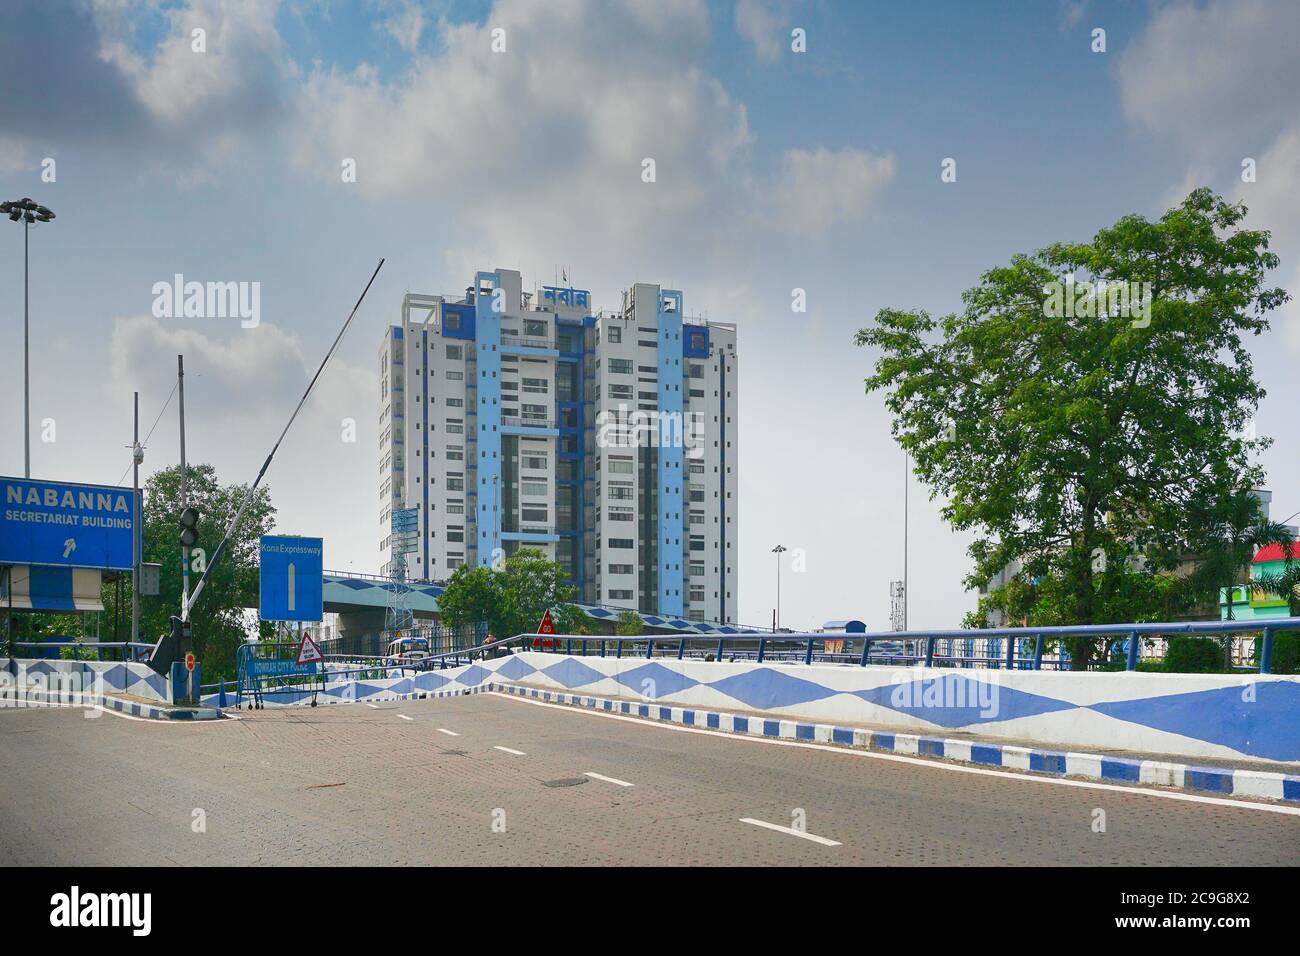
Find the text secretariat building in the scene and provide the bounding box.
[378,268,738,625]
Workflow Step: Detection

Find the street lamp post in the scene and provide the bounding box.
[771,544,787,632]
[2,198,56,479]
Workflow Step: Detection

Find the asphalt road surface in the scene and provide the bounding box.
[2,692,1298,866]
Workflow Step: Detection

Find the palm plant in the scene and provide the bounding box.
[1256,562,1300,617]
[1188,489,1295,666]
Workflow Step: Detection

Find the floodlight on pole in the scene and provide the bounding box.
[3,197,56,478]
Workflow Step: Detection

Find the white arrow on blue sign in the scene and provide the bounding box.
[259,535,323,622]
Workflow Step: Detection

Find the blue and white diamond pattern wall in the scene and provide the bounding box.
[539,658,607,690]
[494,656,538,681]
[706,668,839,710]
[453,665,493,687]
[492,653,1300,764]
[614,662,701,698]
[854,672,1076,729]
[1089,680,1300,762]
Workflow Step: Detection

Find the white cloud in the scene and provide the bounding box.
[766,146,895,237]
[374,0,425,53]
[1119,0,1300,356]
[1237,128,1300,354]
[735,0,786,62]
[1116,0,1300,152]
[292,0,759,293]
[106,313,376,562]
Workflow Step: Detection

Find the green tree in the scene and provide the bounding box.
[495,548,577,639]
[102,464,275,680]
[434,548,577,642]
[551,603,592,636]
[857,189,1287,668]
[436,564,500,631]
[615,609,646,636]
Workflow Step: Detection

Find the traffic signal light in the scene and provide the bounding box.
[178,507,199,547]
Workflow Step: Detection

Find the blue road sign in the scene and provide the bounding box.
[1,476,140,571]
[259,535,323,622]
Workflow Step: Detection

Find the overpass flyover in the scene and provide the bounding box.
[321,570,765,642]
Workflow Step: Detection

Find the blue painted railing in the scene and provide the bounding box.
[377,618,1300,675]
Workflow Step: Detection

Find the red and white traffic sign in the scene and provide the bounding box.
[184,652,196,673]
[536,609,556,635]
[296,632,324,666]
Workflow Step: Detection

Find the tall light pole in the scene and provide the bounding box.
[131,393,144,654]
[2,198,56,478]
[772,544,787,632]
[903,450,909,633]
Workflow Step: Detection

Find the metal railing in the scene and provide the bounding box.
[397,617,1300,674]
[9,641,155,662]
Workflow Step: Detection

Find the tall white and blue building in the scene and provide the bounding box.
[379,268,738,624]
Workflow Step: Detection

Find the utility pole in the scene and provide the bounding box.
[772,544,787,632]
[903,450,909,633]
[178,355,190,621]
[131,393,142,657]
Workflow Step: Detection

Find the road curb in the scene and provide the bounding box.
[496,683,1300,804]
[1,686,219,720]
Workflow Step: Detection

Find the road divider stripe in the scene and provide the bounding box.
[584,771,634,788]
[493,745,526,756]
[437,728,460,736]
[398,714,413,721]
[740,817,840,847]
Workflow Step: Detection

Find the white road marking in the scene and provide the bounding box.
[584,771,634,788]
[740,817,840,847]
[493,745,526,756]
[366,703,379,710]
[488,692,1300,818]
[398,714,413,721]
[437,728,460,736]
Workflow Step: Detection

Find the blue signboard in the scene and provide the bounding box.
[1,476,139,571]
[259,535,323,622]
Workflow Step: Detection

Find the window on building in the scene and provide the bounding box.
[446,344,463,360]
[607,325,622,344]
[608,358,633,375]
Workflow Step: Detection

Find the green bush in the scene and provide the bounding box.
[1163,636,1224,673]
[1253,631,1300,674]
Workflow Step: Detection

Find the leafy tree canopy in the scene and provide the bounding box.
[436,548,583,643]
[857,189,1287,667]
[102,463,275,679]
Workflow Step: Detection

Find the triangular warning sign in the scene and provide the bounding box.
[537,609,556,635]
[296,632,324,666]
